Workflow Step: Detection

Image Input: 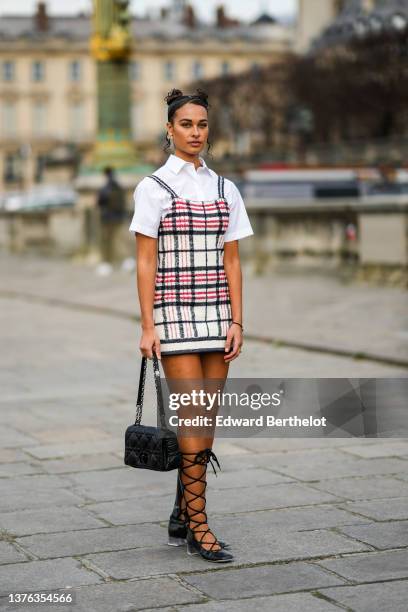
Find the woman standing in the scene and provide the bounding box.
[129,88,254,563]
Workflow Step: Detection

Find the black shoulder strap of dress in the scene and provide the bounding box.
[147,175,178,199]
[218,175,225,200]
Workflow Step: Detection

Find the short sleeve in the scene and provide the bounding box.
[224,180,254,242]
[128,178,169,238]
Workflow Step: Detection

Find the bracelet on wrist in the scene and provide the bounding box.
[231,320,244,331]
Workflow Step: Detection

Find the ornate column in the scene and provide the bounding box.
[89,0,137,169]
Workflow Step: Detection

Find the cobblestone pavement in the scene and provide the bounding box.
[0,254,407,611]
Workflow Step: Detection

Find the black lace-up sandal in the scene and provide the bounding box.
[168,468,230,549]
[179,448,234,563]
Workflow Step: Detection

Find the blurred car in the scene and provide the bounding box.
[0,184,77,212]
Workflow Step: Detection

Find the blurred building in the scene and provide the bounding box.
[297,0,408,53]
[312,0,408,51]
[296,0,346,52]
[0,0,293,191]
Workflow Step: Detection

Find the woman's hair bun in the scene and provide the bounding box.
[164,87,209,108]
[195,88,209,106]
[164,89,184,106]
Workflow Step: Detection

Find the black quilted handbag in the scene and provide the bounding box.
[124,350,181,471]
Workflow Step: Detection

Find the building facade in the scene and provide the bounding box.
[0,1,293,191]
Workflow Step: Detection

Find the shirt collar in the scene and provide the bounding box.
[165,153,211,176]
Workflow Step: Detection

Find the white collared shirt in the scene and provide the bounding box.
[129,154,254,242]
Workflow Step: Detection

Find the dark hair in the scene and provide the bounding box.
[163,88,212,156]
[165,87,209,122]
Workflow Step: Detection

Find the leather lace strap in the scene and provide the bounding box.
[179,448,222,551]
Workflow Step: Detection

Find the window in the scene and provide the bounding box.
[129,60,141,81]
[32,60,45,82]
[4,152,21,184]
[68,101,84,139]
[164,60,175,81]
[221,60,230,75]
[192,60,203,79]
[35,154,46,182]
[2,101,17,136]
[69,60,81,82]
[2,60,15,82]
[32,101,47,136]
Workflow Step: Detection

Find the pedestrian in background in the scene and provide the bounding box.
[97,166,126,272]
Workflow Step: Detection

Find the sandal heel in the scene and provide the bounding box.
[168,536,186,546]
[186,540,199,555]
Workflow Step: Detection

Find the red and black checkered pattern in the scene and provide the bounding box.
[147,174,233,355]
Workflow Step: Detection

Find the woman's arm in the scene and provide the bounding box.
[223,240,243,362]
[135,233,161,359]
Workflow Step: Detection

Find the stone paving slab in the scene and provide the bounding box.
[0,506,106,537]
[0,558,102,597]
[338,521,408,549]
[66,467,187,502]
[205,482,342,513]
[181,562,347,600]
[140,592,342,612]
[337,498,408,521]
[318,579,408,612]
[338,440,408,458]
[0,542,29,565]
[307,475,408,501]
[86,494,180,526]
[316,549,408,582]
[0,576,203,612]
[0,427,38,449]
[0,462,45,478]
[39,453,124,475]
[208,506,370,534]
[15,525,166,559]
[85,546,216,579]
[189,523,370,565]
[66,578,204,612]
[0,449,28,463]
[258,449,408,481]
[0,477,84,513]
[220,436,381,454]
[22,439,123,460]
[28,426,112,444]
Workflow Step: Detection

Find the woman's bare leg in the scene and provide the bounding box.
[161,352,226,550]
[199,351,230,450]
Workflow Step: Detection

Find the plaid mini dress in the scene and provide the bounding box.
[147,173,233,355]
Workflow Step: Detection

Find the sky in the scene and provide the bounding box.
[0,0,298,23]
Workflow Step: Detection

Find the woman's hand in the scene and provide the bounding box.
[224,323,243,362]
[140,326,161,360]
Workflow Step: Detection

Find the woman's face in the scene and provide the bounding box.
[167,103,209,156]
